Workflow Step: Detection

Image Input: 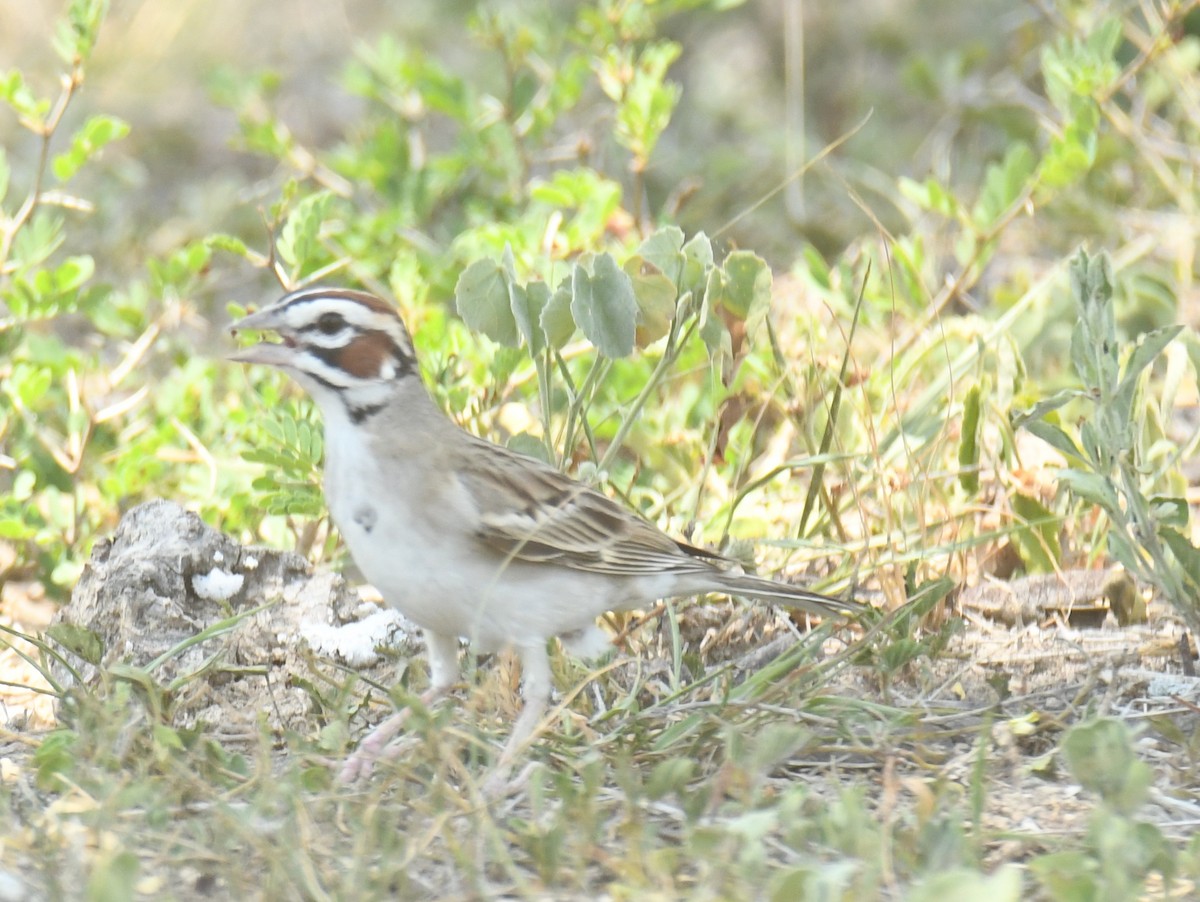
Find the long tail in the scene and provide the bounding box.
[717,572,864,619]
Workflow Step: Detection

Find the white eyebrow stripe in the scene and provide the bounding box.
[283,297,378,329]
[276,291,415,356]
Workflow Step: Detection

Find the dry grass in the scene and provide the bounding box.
[2,578,1198,898]
[3,1,1200,898]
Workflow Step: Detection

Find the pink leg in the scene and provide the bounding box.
[337,630,460,783]
[482,641,553,796]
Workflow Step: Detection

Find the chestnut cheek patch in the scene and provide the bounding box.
[338,332,401,380]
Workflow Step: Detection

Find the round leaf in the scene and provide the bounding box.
[571,253,637,358]
[456,258,519,347]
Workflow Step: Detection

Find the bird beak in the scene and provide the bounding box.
[228,307,296,367]
[227,342,297,367]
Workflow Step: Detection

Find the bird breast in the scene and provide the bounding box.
[322,419,624,649]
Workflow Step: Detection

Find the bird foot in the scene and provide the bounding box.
[335,709,413,784]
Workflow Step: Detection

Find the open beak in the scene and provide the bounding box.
[228,308,297,367]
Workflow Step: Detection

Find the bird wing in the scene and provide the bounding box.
[455,437,729,578]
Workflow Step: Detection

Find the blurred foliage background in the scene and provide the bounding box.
[3,1,1200,896]
[3,0,1075,277]
[1,0,1198,604]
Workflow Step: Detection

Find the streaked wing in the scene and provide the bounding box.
[456,437,727,578]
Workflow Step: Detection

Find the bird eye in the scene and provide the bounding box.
[316,312,344,335]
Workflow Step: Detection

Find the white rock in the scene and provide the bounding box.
[191,568,245,601]
[300,608,416,667]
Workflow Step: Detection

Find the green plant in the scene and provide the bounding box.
[1030,717,1175,899]
[1017,249,1200,632]
[4,1,1200,896]
[451,231,777,470]
[0,0,278,588]
[220,4,867,584]
[0,0,129,590]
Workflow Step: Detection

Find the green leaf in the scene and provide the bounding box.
[1071,248,1116,324]
[624,255,676,346]
[958,383,983,494]
[261,415,285,445]
[298,422,321,464]
[1041,19,1121,115]
[899,175,961,219]
[799,245,831,290]
[1021,418,1082,462]
[571,253,637,358]
[54,0,109,64]
[46,622,105,666]
[909,867,1022,902]
[9,212,65,272]
[972,142,1035,229]
[1160,528,1200,592]
[276,191,332,272]
[152,723,185,752]
[506,432,552,464]
[1084,410,1119,464]
[601,41,681,163]
[1039,106,1099,189]
[51,114,129,182]
[529,169,622,248]
[1029,851,1098,900]
[1062,717,1153,814]
[500,242,518,279]
[680,231,714,299]
[1113,325,1183,425]
[53,255,94,293]
[540,278,575,350]
[747,723,813,774]
[0,69,50,122]
[1088,17,1123,61]
[1104,529,1145,577]
[8,365,53,407]
[715,250,772,322]
[645,757,696,800]
[86,851,140,902]
[455,258,519,346]
[241,448,292,467]
[205,233,257,261]
[1071,246,1108,305]
[0,518,35,540]
[1057,469,1119,512]
[34,730,77,789]
[1069,248,1118,392]
[1147,496,1188,529]
[1012,390,1080,429]
[699,266,730,355]
[12,470,35,501]
[511,279,549,356]
[635,225,685,286]
[1011,493,1061,572]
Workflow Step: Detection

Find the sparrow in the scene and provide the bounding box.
[230,285,862,785]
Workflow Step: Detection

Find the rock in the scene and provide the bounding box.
[51,500,421,740]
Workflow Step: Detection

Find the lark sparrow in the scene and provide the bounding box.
[230,286,862,785]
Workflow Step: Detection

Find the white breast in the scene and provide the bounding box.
[321,411,659,653]
[324,417,471,635]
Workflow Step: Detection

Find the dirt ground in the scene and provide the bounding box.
[3,563,1196,846]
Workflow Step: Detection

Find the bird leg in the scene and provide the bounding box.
[337,630,460,783]
[481,640,553,796]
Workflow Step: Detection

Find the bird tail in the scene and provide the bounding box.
[716,572,864,619]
